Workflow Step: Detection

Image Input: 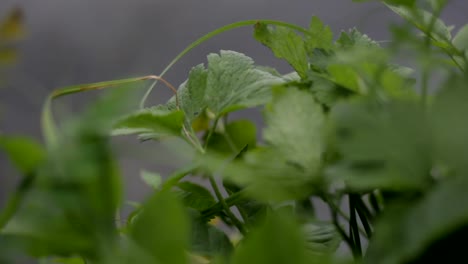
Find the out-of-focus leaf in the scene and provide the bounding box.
[190,216,233,257]
[0,49,17,64]
[328,98,432,191]
[0,8,24,41]
[366,176,468,264]
[302,221,341,256]
[386,4,451,43]
[140,170,162,189]
[254,23,309,78]
[0,136,45,175]
[206,119,257,154]
[176,181,216,211]
[130,190,189,264]
[452,24,468,52]
[112,108,184,140]
[199,148,314,202]
[431,75,468,174]
[231,212,315,264]
[263,86,325,174]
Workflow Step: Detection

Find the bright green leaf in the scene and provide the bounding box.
[254,23,309,78]
[206,119,257,154]
[306,16,333,51]
[0,136,45,175]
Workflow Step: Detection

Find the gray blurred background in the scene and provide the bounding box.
[1,0,467,214]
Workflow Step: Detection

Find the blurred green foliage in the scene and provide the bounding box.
[2,0,468,263]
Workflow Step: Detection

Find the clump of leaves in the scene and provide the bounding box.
[2,0,468,263]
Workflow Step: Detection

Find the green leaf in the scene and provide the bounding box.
[336,28,381,49]
[306,16,333,51]
[130,190,189,264]
[190,216,233,257]
[166,51,284,121]
[205,51,285,116]
[431,76,468,174]
[0,136,45,175]
[254,23,309,78]
[166,64,208,125]
[365,176,468,264]
[263,86,325,174]
[176,182,216,211]
[452,24,468,57]
[112,108,185,140]
[206,119,257,154]
[386,4,452,43]
[302,222,341,256]
[231,212,311,264]
[140,170,162,189]
[328,98,431,191]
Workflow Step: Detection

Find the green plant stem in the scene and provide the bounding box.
[201,191,246,219]
[349,195,362,259]
[208,176,246,235]
[203,117,220,149]
[329,202,354,257]
[139,19,308,108]
[324,196,367,237]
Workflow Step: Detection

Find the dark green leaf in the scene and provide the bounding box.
[328,98,431,191]
[366,176,468,264]
[177,181,216,211]
[130,190,189,264]
[231,212,312,264]
[190,216,233,257]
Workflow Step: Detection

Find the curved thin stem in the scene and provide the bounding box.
[208,176,246,235]
[42,75,178,147]
[139,19,308,108]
